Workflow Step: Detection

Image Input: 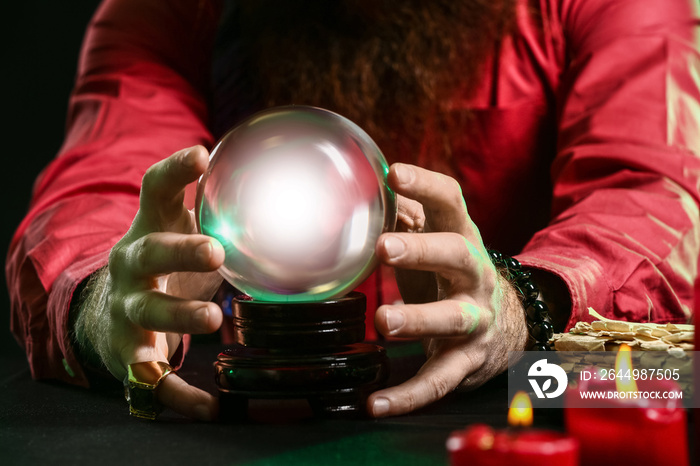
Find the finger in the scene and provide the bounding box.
[388,163,471,235]
[367,348,470,417]
[376,232,490,287]
[124,291,223,334]
[158,373,219,421]
[375,300,490,338]
[140,146,209,220]
[395,194,425,233]
[125,232,224,278]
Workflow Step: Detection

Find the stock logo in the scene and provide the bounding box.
[528,358,567,399]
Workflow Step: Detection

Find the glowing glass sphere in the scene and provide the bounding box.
[195,106,397,302]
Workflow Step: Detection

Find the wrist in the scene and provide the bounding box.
[488,250,554,351]
[69,267,109,372]
[497,274,530,352]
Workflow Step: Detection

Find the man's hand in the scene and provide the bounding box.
[77,146,225,421]
[368,163,528,417]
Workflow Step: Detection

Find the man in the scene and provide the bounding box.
[7,0,700,421]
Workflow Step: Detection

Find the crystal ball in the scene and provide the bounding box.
[195,106,397,303]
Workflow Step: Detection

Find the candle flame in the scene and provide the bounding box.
[615,344,638,393]
[508,391,533,427]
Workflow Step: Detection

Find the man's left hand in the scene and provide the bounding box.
[368,163,528,417]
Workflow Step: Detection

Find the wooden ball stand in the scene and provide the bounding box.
[215,292,389,419]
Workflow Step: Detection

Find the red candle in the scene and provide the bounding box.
[447,392,579,466]
[565,346,689,466]
[447,424,579,466]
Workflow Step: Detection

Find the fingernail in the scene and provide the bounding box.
[196,242,212,262]
[372,397,390,417]
[194,306,210,331]
[385,308,405,334]
[210,240,225,261]
[183,147,198,167]
[383,236,405,259]
[394,164,413,184]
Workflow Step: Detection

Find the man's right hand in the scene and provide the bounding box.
[76,146,225,421]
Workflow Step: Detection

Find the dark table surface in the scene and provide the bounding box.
[0,339,693,466]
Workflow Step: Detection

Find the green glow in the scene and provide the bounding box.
[463,238,481,261]
[62,358,75,378]
[458,302,480,334]
[239,430,439,466]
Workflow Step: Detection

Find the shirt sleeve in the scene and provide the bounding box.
[517,0,700,328]
[5,0,221,386]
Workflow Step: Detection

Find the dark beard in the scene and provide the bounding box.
[238,0,515,163]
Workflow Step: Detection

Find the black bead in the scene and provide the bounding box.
[520,280,540,303]
[514,270,532,283]
[504,256,521,272]
[488,249,555,351]
[532,320,554,342]
[525,300,549,322]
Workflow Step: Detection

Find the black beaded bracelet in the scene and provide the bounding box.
[487,250,554,351]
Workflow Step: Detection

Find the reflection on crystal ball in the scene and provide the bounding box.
[195,106,397,303]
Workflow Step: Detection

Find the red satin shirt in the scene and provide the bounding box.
[6,0,700,387]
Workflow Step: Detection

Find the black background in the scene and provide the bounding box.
[2,2,102,357]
